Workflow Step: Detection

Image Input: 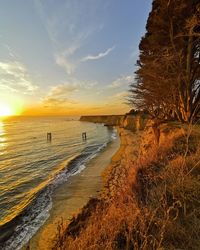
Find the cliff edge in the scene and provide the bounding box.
[80,114,148,132]
[54,120,200,250]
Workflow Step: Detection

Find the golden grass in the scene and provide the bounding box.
[53,124,200,250]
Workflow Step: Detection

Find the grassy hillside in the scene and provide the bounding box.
[53,122,200,250]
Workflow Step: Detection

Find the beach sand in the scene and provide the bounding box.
[27,136,120,250]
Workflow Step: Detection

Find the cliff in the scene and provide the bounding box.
[54,121,200,250]
[80,115,124,126]
[80,114,148,132]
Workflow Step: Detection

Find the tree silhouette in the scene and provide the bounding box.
[129,0,200,122]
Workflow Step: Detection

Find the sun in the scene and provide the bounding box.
[0,103,13,117]
[0,97,23,118]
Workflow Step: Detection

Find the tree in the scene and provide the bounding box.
[129,0,200,123]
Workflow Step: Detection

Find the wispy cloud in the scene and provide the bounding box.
[34,0,105,75]
[4,44,19,60]
[55,54,76,75]
[43,97,78,107]
[53,30,96,75]
[49,84,77,96]
[42,79,97,108]
[113,91,128,98]
[42,84,78,108]
[81,46,115,62]
[0,61,38,94]
[108,74,135,89]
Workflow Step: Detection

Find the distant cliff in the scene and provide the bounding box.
[80,114,148,132]
[80,115,124,126]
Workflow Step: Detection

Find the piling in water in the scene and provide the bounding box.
[82,132,87,141]
[47,132,52,141]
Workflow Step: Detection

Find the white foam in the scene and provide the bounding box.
[71,164,86,176]
[90,153,98,160]
[111,129,117,140]
[3,195,52,250]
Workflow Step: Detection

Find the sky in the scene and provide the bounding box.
[0,0,151,116]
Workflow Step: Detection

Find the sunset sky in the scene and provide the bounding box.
[0,0,151,116]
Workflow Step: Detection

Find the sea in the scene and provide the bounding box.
[0,116,117,250]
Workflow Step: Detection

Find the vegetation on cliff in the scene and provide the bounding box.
[53,123,200,250]
[129,0,200,122]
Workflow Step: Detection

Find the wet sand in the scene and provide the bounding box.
[27,136,120,250]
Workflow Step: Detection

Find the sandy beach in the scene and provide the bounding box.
[27,135,120,250]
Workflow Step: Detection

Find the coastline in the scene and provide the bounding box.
[27,134,120,250]
[54,121,200,250]
[52,126,143,249]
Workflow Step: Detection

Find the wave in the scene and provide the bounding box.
[111,129,117,140]
[0,141,110,250]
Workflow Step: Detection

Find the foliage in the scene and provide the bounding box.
[129,0,200,123]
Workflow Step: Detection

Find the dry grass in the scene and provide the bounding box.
[53,124,200,250]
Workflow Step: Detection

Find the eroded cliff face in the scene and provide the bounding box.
[80,114,148,132]
[138,121,185,164]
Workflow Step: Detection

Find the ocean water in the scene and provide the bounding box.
[0,116,116,249]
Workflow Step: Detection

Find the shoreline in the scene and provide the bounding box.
[52,126,143,249]
[27,134,120,250]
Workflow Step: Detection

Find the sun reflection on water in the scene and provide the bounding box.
[0,120,5,134]
[0,121,7,155]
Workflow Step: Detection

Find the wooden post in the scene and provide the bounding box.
[47,132,52,141]
[82,132,87,140]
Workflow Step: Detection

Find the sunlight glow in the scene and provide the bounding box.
[0,100,23,117]
[0,104,13,117]
[0,94,24,118]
